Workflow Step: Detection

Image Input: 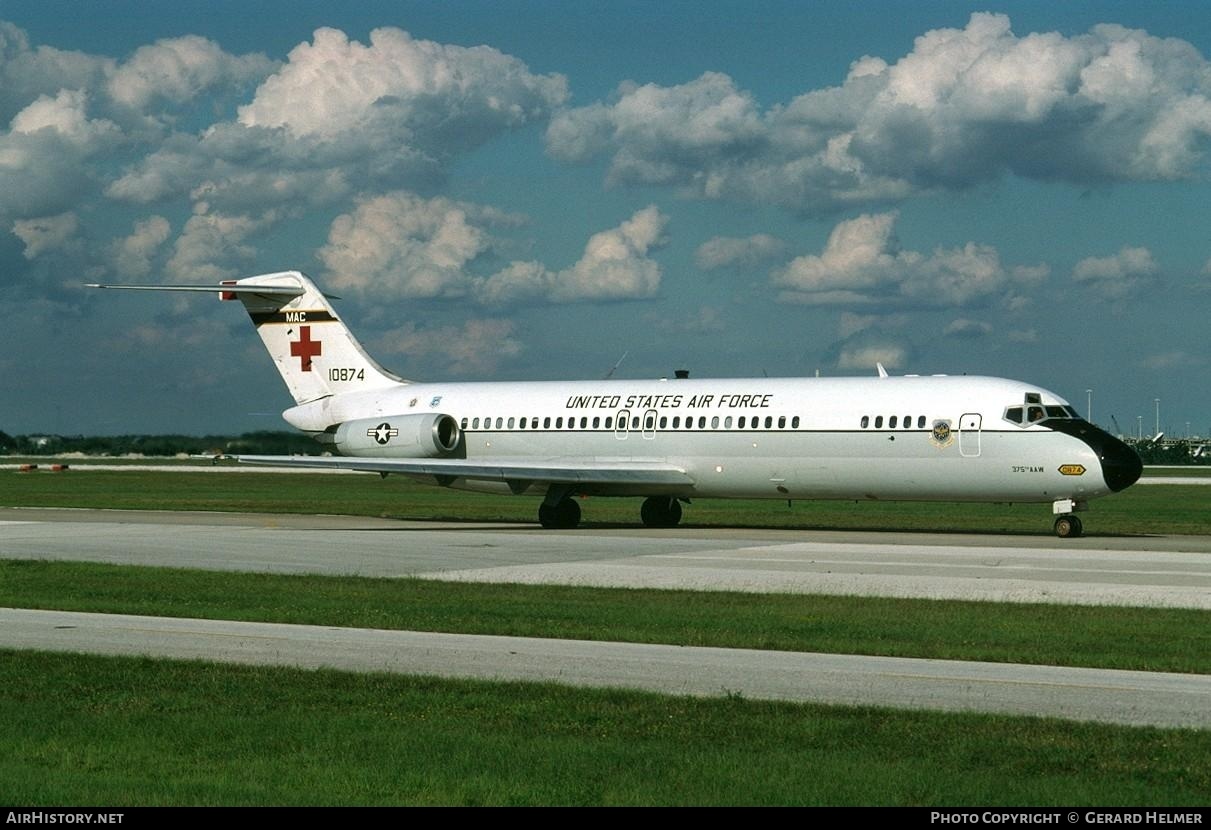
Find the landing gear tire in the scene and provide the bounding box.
[640,497,682,528]
[539,498,581,529]
[1054,515,1084,539]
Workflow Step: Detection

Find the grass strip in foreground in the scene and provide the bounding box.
[3,560,1209,674]
[3,650,1209,806]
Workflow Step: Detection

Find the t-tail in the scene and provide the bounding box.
[90,270,406,418]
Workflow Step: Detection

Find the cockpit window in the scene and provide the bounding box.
[1006,398,1080,428]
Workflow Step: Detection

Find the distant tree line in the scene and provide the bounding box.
[0,431,323,457]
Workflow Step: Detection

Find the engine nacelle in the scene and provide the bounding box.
[334,413,461,458]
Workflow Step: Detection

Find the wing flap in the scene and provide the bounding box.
[235,454,694,487]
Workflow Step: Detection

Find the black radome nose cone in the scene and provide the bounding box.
[1043,419,1142,492]
[1100,436,1143,492]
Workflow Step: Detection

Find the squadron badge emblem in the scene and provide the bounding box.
[931,419,954,449]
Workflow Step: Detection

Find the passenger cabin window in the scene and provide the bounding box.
[460,417,468,429]
[917,415,926,428]
[889,416,898,429]
[861,416,869,428]
[699,416,707,429]
[792,416,800,428]
[875,416,883,428]
[604,417,612,429]
[673,416,681,428]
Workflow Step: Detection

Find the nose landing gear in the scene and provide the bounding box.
[1052,498,1086,538]
[1053,514,1084,538]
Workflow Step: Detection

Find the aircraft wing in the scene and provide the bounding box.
[235,454,695,488]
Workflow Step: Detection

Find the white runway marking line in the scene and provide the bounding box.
[647,551,1211,580]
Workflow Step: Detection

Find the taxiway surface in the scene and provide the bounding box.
[3,507,1211,608]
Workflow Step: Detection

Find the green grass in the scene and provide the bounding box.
[3,650,1209,806]
[3,468,1210,535]
[4,560,1209,674]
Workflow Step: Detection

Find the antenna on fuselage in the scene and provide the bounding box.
[876,362,889,378]
[604,351,628,380]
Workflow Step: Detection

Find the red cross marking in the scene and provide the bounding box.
[290,325,322,372]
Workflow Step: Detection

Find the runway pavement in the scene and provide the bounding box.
[3,507,1211,608]
[5,606,1210,729]
[4,507,1210,728]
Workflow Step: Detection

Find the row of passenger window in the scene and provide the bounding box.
[859,414,929,430]
[460,414,803,431]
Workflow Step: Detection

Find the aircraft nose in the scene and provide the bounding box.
[1044,418,1142,493]
[1097,433,1143,492]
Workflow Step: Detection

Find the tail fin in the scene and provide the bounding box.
[223,271,405,405]
[91,270,406,407]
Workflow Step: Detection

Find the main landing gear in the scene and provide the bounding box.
[538,497,581,529]
[640,496,683,528]
[536,491,686,530]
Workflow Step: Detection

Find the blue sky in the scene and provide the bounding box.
[2,1,1209,437]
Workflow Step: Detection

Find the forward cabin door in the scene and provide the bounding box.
[959,413,982,457]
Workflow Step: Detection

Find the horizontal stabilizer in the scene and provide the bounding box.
[88,283,305,298]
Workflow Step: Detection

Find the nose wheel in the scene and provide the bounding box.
[1053,515,1083,538]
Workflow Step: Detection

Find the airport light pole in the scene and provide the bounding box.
[1137,416,1143,440]
[1086,389,1092,424]
[1155,398,1160,438]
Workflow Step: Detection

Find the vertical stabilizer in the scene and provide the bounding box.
[225,271,406,405]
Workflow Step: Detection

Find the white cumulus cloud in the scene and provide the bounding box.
[546,13,1211,214]
[239,27,566,150]
[375,318,524,376]
[12,212,79,259]
[109,215,171,277]
[478,206,668,305]
[1072,246,1159,298]
[774,211,1045,308]
[694,234,785,270]
[106,35,275,111]
[317,191,520,300]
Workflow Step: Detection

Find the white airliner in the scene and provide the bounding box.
[92,270,1141,537]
